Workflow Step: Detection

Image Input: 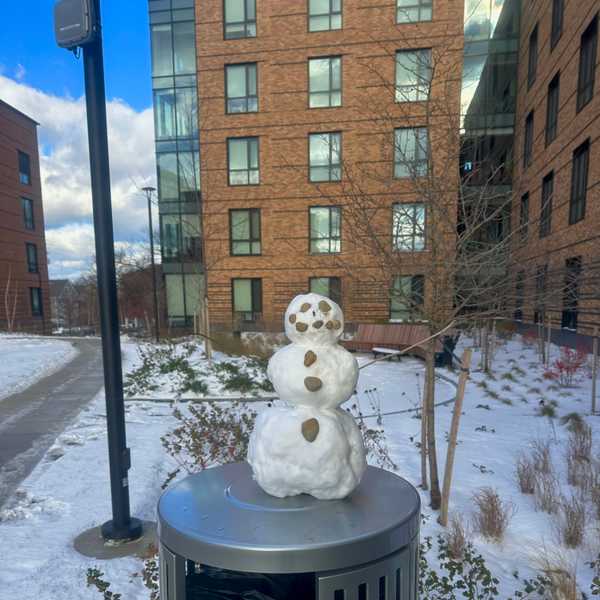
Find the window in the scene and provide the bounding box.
[514,271,525,320]
[173,22,196,75]
[308,0,342,32]
[395,49,432,102]
[232,278,262,321]
[161,214,202,262]
[230,209,261,255]
[569,139,590,224]
[396,0,432,24]
[527,25,538,89]
[310,277,342,305]
[519,193,529,241]
[165,273,202,323]
[551,0,564,49]
[309,57,342,108]
[540,172,554,238]
[226,63,258,114]
[228,137,259,185]
[309,132,341,182]
[578,16,598,111]
[154,89,176,139]
[393,203,425,251]
[309,206,341,253]
[562,257,582,330]
[18,151,31,185]
[224,0,256,39]
[534,265,548,324]
[394,127,428,178]
[26,243,38,273]
[545,73,560,146]
[523,111,534,169]
[22,198,34,230]
[151,23,173,77]
[30,288,42,317]
[390,275,424,321]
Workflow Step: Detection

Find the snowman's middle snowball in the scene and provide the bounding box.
[247,405,366,500]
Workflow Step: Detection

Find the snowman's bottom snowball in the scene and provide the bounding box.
[247,406,367,500]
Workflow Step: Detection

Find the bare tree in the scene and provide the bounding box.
[3,265,18,332]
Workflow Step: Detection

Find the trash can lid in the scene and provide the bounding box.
[157,462,420,573]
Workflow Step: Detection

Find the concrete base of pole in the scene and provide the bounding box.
[74,520,156,559]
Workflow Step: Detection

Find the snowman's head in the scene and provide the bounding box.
[284,293,344,345]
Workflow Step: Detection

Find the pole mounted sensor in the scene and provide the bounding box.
[54,0,97,49]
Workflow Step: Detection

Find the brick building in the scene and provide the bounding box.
[0,99,51,333]
[511,0,599,337]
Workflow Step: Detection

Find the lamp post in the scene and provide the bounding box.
[143,186,160,343]
[54,0,142,542]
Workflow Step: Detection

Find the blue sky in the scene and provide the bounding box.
[0,1,157,279]
[1,0,152,111]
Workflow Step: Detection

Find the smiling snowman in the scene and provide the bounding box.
[247,293,366,500]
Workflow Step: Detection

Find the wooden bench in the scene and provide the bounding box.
[341,323,442,359]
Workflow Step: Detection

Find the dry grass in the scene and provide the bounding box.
[565,423,593,490]
[591,459,600,520]
[515,452,536,494]
[445,513,469,560]
[532,439,553,474]
[471,487,515,542]
[534,469,560,514]
[569,423,592,462]
[534,551,578,600]
[557,494,586,549]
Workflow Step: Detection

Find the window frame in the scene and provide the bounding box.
[309,276,342,305]
[527,24,539,89]
[577,15,598,112]
[394,127,429,179]
[225,62,258,114]
[561,257,582,330]
[523,110,534,169]
[396,0,432,24]
[309,205,342,254]
[231,278,262,322]
[308,56,342,109]
[519,193,529,242]
[22,197,35,230]
[540,171,554,238]
[227,136,260,186]
[229,208,262,256]
[395,48,432,103]
[545,72,560,146]
[514,270,525,320]
[223,0,257,40]
[392,202,426,252]
[390,274,425,322]
[551,0,564,49]
[308,131,342,182]
[30,287,43,317]
[18,151,31,185]
[569,139,590,225]
[26,242,39,274]
[308,0,342,32]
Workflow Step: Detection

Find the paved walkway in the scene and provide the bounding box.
[0,338,104,509]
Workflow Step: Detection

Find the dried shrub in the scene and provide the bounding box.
[531,439,552,474]
[471,487,515,542]
[534,551,578,600]
[560,411,585,433]
[569,422,592,462]
[515,452,536,494]
[534,470,560,514]
[445,513,469,560]
[558,494,586,549]
[591,460,600,520]
[545,346,588,387]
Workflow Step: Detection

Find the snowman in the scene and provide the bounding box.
[247,293,367,500]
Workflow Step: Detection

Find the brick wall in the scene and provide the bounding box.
[0,100,51,333]
[196,0,464,331]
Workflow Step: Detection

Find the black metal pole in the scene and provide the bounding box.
[144,187,160,343]
[82,0,141,542]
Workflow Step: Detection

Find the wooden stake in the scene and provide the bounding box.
[546,314,552,368]
[439,348,472,527]
[420,379,428,491]
[592,327,598,416]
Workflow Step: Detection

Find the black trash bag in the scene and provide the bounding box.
[186,565,315,600]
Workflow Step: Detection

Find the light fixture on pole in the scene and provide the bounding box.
[142,186,160,343]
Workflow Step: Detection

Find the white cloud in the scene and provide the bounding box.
[0,75,157,280]
[14,64,26,81]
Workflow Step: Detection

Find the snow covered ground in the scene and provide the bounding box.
[0,334,598,598]
[0,335,78,401]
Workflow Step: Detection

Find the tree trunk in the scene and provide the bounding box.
[204,296,213,360]
[425,340,441,509]
[420,378,428,490]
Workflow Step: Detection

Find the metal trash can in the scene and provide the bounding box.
[158,462,420,600]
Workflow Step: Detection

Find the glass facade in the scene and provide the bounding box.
[149,0,203,326]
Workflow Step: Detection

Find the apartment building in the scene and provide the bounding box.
[511,0,599,337]
[148,0,526,332]
[0,99,50,333]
